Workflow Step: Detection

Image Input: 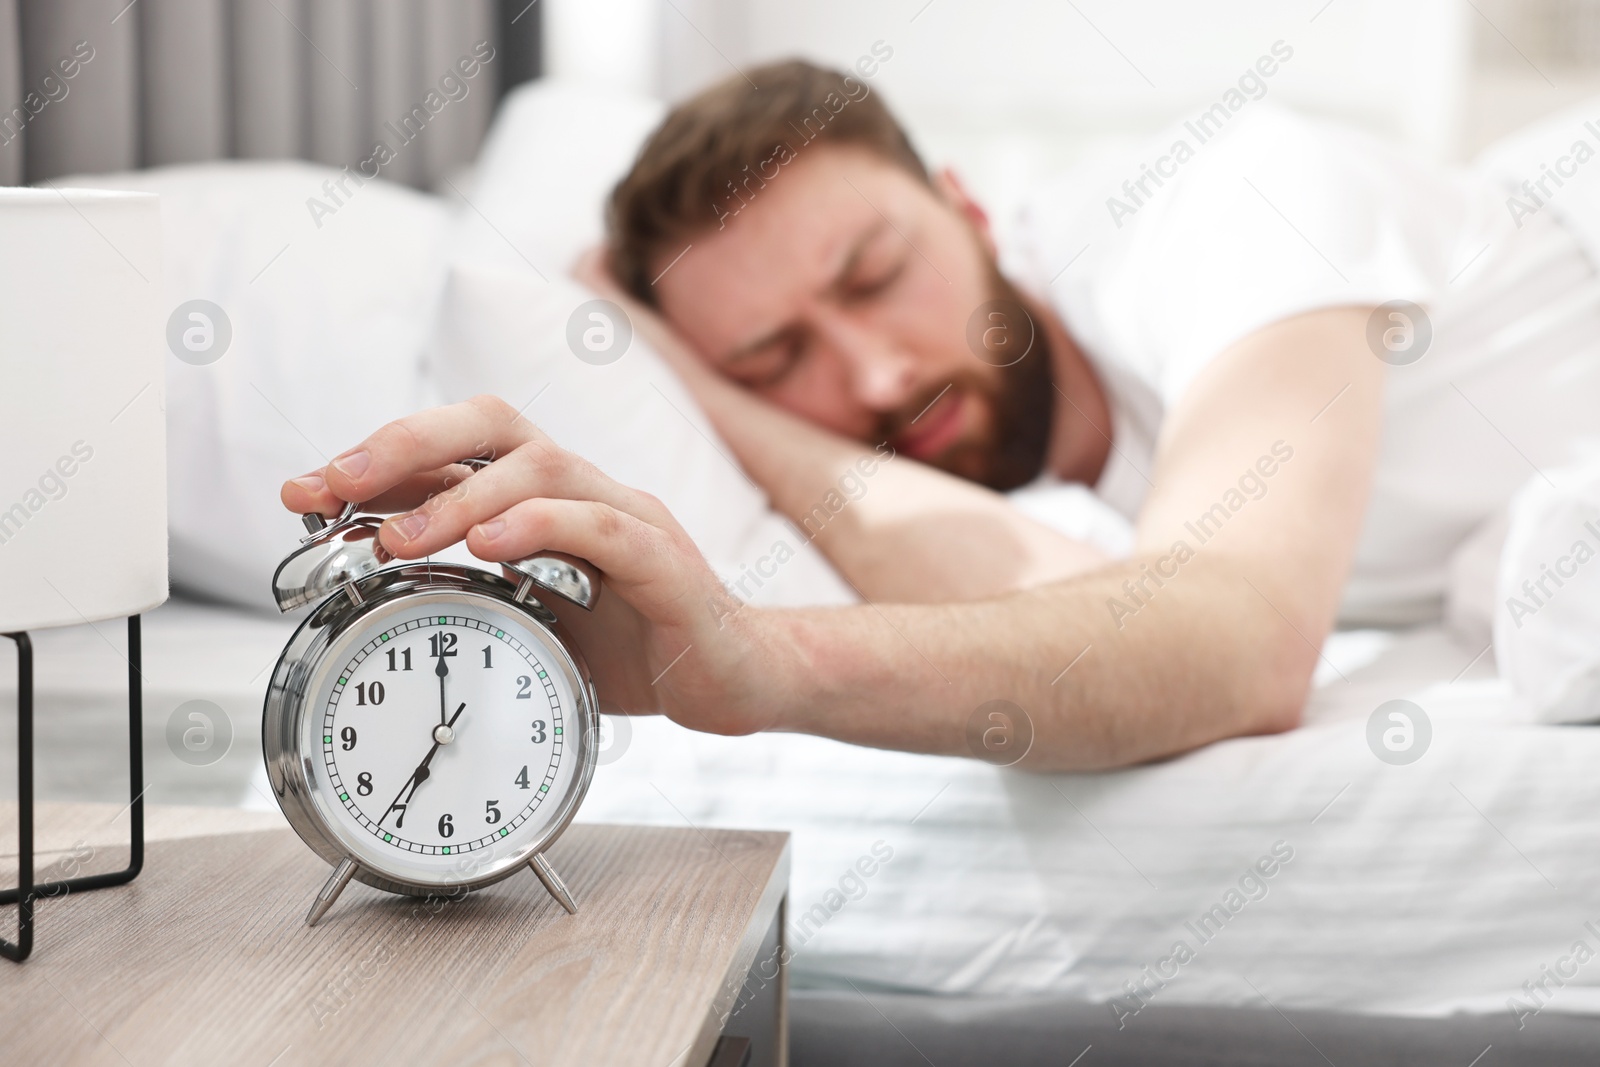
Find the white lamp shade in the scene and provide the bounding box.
[0,188,168,632]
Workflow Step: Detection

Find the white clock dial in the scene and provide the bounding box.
[296,591,589,887]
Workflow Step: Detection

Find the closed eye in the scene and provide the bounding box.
[841,240,909,302]
[844,260,905,301]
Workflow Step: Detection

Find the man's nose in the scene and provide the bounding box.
[824,320,918,411]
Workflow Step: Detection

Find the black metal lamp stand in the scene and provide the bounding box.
[1,615,145,962]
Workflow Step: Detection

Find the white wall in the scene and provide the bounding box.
[737,1,1468,149]
[541,0,1476,212]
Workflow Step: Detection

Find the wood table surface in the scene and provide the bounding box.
[0,803,789,1067]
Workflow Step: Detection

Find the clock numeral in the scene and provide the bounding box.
[485,800,501,824]
[385,647,413,672]
[516,675,532,699]
[437,813,454,838]
[356,771,373,796]
[531,720,547,744]
[393,803,407,828]
[514,766,531,790]
[482,645,493,669]
[354,681,385,706]
[340,726,357,751]
[429,632,458,659]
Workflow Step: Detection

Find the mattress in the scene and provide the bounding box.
[787,990,1600,1067]
[5,595,1598,1029]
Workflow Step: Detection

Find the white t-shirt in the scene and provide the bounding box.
[1002,105,1600,625]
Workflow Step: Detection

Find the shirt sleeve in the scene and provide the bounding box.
[1047,105,1497,409]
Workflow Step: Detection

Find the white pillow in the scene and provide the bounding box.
[423,259,856,609]
[61,162,453,610]
[448,78,664,280]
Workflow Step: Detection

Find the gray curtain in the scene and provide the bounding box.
[0,0,542,189]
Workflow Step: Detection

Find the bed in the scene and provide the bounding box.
[8,594,1600,1063]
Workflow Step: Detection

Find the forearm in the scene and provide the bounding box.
[768,550,1312,770]
[686,370,1104,601]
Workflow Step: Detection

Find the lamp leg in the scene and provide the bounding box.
[1,615,146,963]
[1,631,34,962]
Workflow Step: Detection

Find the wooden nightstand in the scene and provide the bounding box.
[0,803,789,1066]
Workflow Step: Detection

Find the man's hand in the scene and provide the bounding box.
[280,396,795,736]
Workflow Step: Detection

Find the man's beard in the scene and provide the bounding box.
[881,265,1056,491]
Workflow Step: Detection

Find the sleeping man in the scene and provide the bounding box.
[282,61,1600,769]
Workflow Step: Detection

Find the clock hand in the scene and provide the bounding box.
[379,702,466,829]
[379,769,421,829]
[436,648,448,727]
[399,705,460,799]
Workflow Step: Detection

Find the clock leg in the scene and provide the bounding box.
[305,858,358,927]
[529,853,578,914]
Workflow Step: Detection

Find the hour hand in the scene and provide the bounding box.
[378,703,464,829]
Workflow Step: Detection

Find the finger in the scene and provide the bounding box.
[281,471,343,517]
[464,497,703,615]
[281,467,478,519]
[380,440,676,559]
[322,395,541,507]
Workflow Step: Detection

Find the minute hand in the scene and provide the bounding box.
[436,650,448,726]
[380,702,466,828]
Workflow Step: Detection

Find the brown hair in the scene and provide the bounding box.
[605,59,928,303]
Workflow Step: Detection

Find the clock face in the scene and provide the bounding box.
[294,589,592,887]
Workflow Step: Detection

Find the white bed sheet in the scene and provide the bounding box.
[8,597,1598,1022]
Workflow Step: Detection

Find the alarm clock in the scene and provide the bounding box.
[262,472,602,927]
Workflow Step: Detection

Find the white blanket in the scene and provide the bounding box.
[1495,456,1600,724]
[578,625,1600,1022]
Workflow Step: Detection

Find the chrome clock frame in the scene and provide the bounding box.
[265,470,605,925]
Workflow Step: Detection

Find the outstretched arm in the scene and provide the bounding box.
[779,306,1383,764]
[282,305,1380,769]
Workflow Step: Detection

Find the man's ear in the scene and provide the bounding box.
[933,167,996,258]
